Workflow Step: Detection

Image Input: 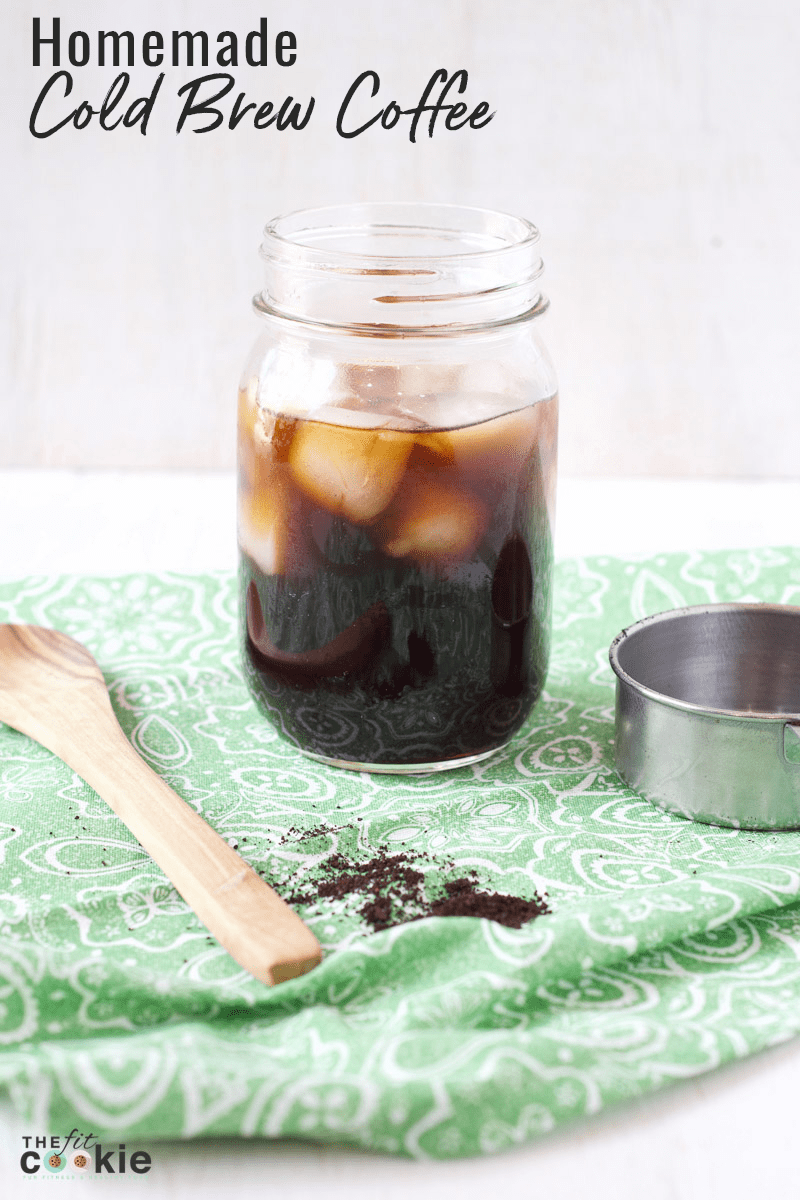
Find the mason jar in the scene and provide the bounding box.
[237,202,558,772]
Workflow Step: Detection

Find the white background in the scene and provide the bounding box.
[2,0,799,475]
[3,3,800,1195]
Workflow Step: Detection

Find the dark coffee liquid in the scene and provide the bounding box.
[238,396,557,766]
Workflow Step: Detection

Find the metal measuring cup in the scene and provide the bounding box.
[609,604,800,829]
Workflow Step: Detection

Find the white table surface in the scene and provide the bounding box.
[1,469,800,1198]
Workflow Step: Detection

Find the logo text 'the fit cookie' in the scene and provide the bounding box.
[20,1130,152,1175]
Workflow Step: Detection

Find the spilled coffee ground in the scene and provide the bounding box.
[280,829,549,932]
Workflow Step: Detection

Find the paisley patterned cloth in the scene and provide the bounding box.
[1,549,800,1159]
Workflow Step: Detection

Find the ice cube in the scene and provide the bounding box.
[535,394,559,467]
[237,385,259,489]
[341,362,403,405]
[238,379,258,429]
[240,400,299,496]
[304,404,418,432]
[257,411,297,461]
[389,386,520,432]
[288,421,413,523]
[238,470,293,576]
[433,404,543,477]
[379,479,488,564]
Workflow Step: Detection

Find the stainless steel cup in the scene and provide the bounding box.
[609,604,800,829]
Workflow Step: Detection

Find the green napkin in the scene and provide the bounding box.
[1,549,800,1159]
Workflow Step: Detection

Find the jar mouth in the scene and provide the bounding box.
[257,202,546,334]
[261,202,541,267]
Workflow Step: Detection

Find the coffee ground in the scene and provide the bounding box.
[426,876,548,926]
[280,829,549,932]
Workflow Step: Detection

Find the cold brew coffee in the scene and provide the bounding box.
[238,387,557,768]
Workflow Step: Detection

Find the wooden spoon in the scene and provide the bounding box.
[0,624,321,986]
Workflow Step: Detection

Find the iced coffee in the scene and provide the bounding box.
[238,202,558,771]
[238,380,557,768]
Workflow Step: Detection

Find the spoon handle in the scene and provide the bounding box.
[0,677,320,986]
[0,623,321,984]
[67,722,322,985]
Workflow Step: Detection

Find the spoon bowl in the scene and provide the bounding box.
[0,623,322,985]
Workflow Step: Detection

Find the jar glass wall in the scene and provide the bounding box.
[237,203,558,772]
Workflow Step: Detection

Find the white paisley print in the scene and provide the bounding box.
[1,550,800,1159]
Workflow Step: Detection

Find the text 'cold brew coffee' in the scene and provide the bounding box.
[238,203,558,771]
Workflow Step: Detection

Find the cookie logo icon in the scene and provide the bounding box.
[44,1152,65,1173]
[71,1151,90,1172]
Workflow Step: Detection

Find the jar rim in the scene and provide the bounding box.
[257,202,546,334]
[260,201,541,269]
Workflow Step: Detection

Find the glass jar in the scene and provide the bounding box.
[237,203,558,772]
